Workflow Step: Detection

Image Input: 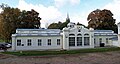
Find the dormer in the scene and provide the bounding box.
[67,22,75,28]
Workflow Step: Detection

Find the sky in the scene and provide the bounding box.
[0,0,120,28]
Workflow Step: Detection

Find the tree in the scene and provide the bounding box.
[18,9,41,28]
[0,6,21,42]
[48,14,70,30]
[0,4,41,42]
[48,23,59,29]
[87,9,117,33]
[48,19,70,30]
[77,22,87,28]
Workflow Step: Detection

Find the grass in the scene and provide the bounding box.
[0,39,4,42]
[2,47,120,56]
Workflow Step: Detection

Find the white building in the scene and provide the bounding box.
[62,22,94,50]
[113,23,120,47]
[94,30,117,47]
[12,29,62,51]
[12,22,117,51]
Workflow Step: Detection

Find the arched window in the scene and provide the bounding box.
[84,33,89,36]
[69,34,75,36]
[84,33,90,46]
[77,34,82,36]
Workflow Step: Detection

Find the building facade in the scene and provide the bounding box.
[94,30,117,47]
[12,22,117,51]
[12,29,62,51]
[62,22,94,50]
[114,23,120,47]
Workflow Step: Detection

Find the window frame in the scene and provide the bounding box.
[106,38,109,44]
[17,39,21,46]
[27,39,32,46]
[48,39,51,45]
[77,37,82,46]
[99,38,102,43]
[69,34,75,36]
[69,37,75,46]
[84,37,90,46]
[38,39,42,46]
[57,39,60,45]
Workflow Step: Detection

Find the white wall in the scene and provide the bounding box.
[112,40,119,47]
[94,36,116,47]
[117,35,120,47]
[62,25,94,50]
[13,36,62,51]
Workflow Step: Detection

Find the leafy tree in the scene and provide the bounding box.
[48,21,61,29]
[77,22,87,28]
[61,17,70,29]
[48,18,70,30]
[0,5,21,42]
[48,14,70,30]
[87,9,117,33]
[0,4,41,42]
[57,21,63,30]
[18,9,41,28]
[48,23,59,29]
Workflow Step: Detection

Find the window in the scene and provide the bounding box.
[70,25,74,28]
[77,37,82,46]
[27,39,32,46]
[69,37,75,46]
[84,37,89,46]
[17,39,21,46]
[48,39,51,45]
[38,39,42,46]
[69,34,75,36]
[57,39,60,45]
[94,38,96,44]
[106,38,109,44]
[84,33,89,36]
[77,34,82,36]
[99,38,102,43]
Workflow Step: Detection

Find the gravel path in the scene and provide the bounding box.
[0,51,120,64]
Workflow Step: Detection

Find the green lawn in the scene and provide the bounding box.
[0,39,4,42]
[2,47,120,56]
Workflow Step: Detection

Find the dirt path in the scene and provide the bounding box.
[0,51,120,64]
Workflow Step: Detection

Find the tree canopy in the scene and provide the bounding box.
[87,9,117,33]
[0,4,41,42]
[48,14,70,30]
[0,6,20,42]
[18,9,41,28]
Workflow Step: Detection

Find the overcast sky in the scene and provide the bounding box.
[0,0,120,28]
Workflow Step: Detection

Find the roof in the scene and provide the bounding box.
[94,30,113,33]
[12,33,61,37]
[13,28,61,37]
[16,28,61,32]
[94,33,117,36]
[94,30,117,36]
[109,37,118,40]
[16,29,61,34]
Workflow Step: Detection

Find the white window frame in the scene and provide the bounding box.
[38,39,42,46]
[57,39,60,45]
[48,39,51,45]
[27,39,32,46]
